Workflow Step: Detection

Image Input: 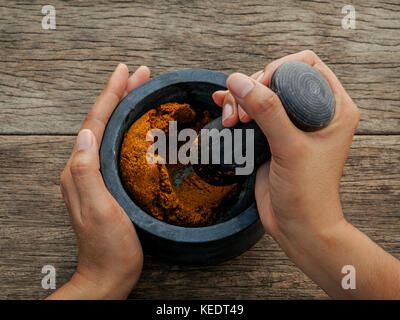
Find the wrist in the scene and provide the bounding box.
[47,264,141,300]
[274,216,354,295]
[273,208,351,265]
[70,265,139,299]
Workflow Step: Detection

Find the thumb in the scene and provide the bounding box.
[69,129,114,209]
[226,73,301,152]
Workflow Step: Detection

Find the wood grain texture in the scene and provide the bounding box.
[1,0,399,300]
[0,135,399,299]
[0,0,399,135]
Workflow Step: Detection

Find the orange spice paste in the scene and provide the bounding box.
[119,102,239,227]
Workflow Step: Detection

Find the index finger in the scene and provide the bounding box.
[79,64,150,149]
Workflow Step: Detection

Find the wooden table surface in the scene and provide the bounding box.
[1,0,399,299]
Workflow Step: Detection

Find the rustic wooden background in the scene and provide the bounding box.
[0,0,399,299]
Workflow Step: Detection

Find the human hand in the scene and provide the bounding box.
[213,52,400,300]
[48,64,151,299]
[212,50,360,255]
[213,70,263,126]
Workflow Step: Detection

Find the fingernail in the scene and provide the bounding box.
[135,65,146,73]
[256,71,265,82]
[222,103,233,122]
[229,73,255,98]
[76,129,93,151]
[113,63,125,74]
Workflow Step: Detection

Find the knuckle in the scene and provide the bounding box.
[85,201,117,223]
[301,49,318,59]
[352,106,361,122]
[256,91,280,117]
[85,111,105,128]
[84,111,100,126]
[85,108,97,121]
[344,104,360,125]
[225,91,235,104]
[349,106,361,129]
[69,154,92,177]
[300,50,322,65]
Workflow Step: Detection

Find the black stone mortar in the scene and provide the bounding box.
[100,69,264,266]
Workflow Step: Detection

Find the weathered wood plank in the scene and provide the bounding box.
[0,0,399,135]
[0,135,399,299]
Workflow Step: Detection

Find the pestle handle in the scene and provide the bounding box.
[194,61,335,186]
[270,61,335,131]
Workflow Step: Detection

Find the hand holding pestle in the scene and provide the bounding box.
[193,61,335,186]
